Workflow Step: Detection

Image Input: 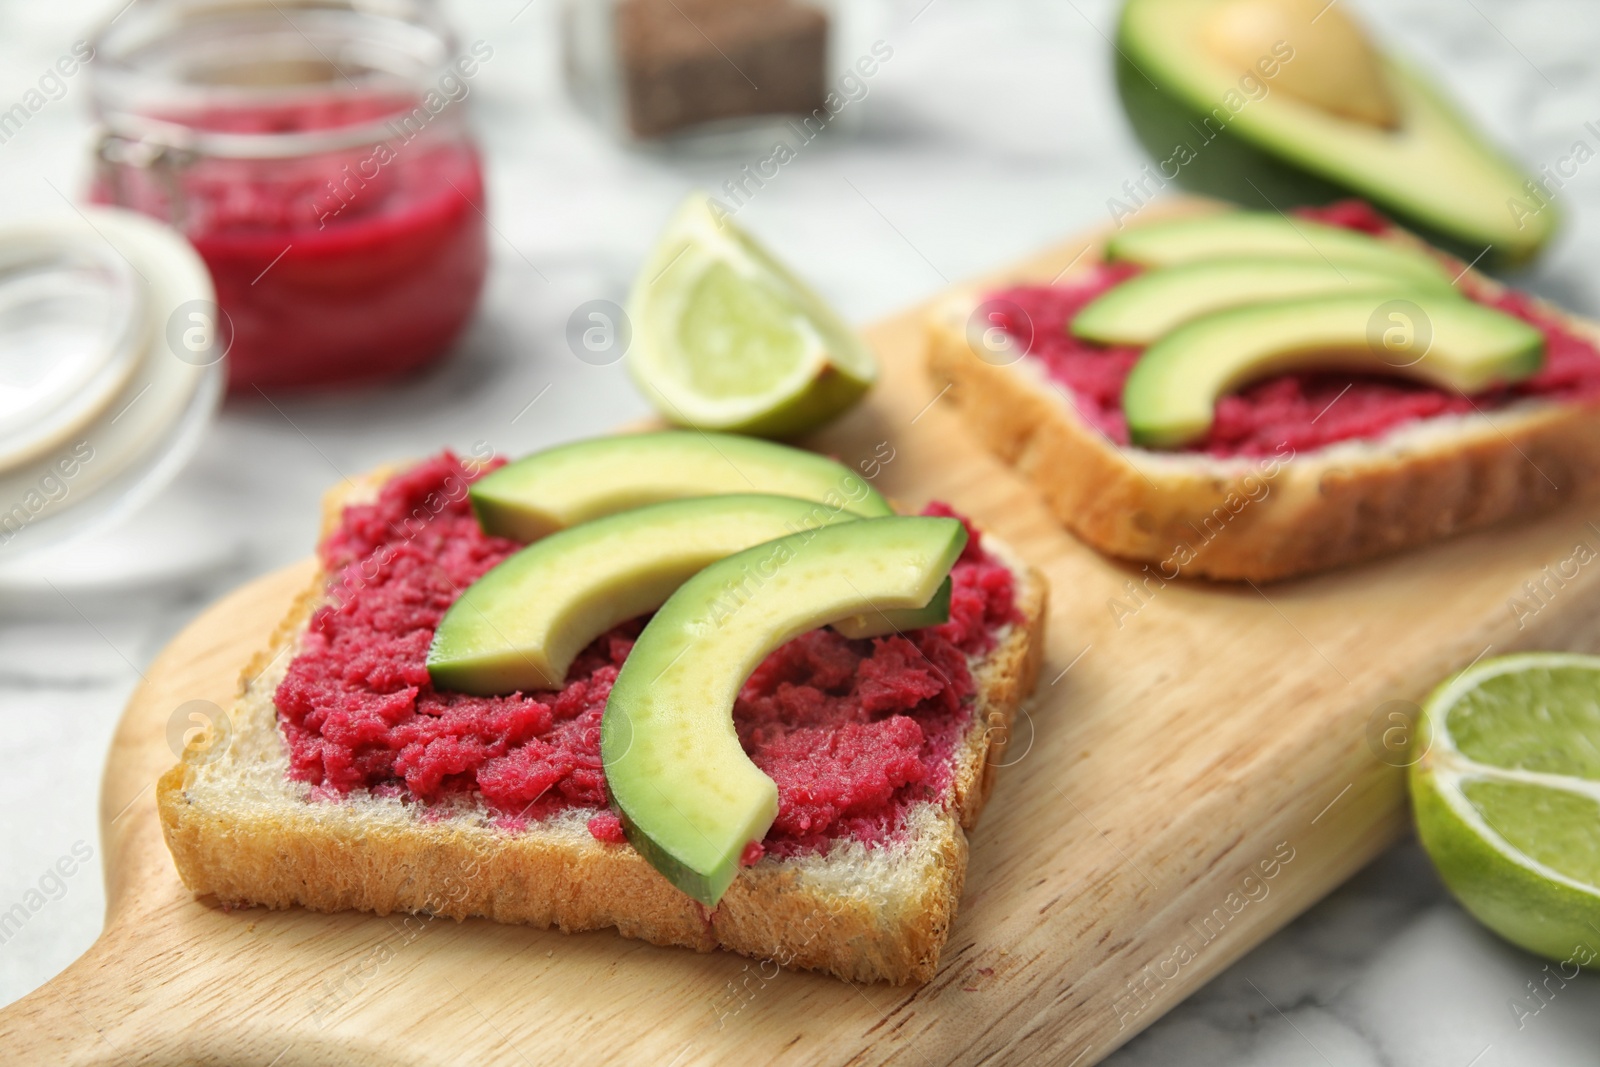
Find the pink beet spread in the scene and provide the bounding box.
[91,94,488,393]
[987,201,1600,458]
[276,454,1021,857]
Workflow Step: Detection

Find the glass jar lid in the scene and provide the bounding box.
[0,207,222,565]
[0,234,143,468]
[89,0,461,159]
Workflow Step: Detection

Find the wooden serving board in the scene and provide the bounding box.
[10,210,1600,1066]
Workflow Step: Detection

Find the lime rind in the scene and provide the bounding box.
[1412,653,1600,965]
[1412,769,1600,966]
[724,210,877,385]
[627,195,877,438]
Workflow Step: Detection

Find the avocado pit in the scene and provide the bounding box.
[1204,0,1399,129]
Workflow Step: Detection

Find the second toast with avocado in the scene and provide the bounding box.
[927,202,1600,581]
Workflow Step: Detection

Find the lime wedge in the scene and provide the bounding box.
[1411,653,1600,965]
[626,195,877,438]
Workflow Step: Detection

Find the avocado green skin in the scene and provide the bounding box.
[833,575,952,640]
[470,431,892,543]
[602,516,967,905]
[1113,52,1556,273]
[1115,52,1342,227]
[615,808,724,912]
[1411,749,1600,969]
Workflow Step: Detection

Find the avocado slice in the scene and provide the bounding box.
[1105,213,1453,288]
[602,516,967,905]
[1122,292,1545,449]
[1073,256,1460,346]
[1115,0,1558,267]
[471,431,891,542]
[430,494,880,695]
[833,576,952,640]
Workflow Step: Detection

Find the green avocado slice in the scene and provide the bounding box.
[1122,292,1545,449]
[428,495,877,695]
[602,516,967,905]
[833,575,953,640]
[1073,256,1459,346]
[1105,213,1454,288]
[1115,0,1557,267]
[471,431,891,542]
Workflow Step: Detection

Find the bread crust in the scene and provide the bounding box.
[158,468,1047,985]
[927,248,1600,582]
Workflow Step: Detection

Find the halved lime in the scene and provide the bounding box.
[626,195,877,438]
[1411,653,1600,966]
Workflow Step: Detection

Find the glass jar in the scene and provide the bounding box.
[0,207,221,568]
[562,0,889,150]
[87,0,489,392]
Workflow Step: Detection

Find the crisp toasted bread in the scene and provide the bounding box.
[158,467,1047,984]
[926,227,1600,582]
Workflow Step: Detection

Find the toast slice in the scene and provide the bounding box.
[158,465,1047,985]
[927,222,1600,583]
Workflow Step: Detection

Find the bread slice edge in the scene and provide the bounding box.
[157,465,1048,985]
[927,257,1600,582]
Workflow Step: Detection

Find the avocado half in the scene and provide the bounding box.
[1114,0,1557,269]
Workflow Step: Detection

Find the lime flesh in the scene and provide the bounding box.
[627,195,877,438]
[678,262,809,399]
[1411,653,1600,965]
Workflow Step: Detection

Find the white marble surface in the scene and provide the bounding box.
[2,0,1599,1062]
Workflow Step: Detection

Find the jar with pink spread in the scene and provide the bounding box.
[87,0,489,391]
